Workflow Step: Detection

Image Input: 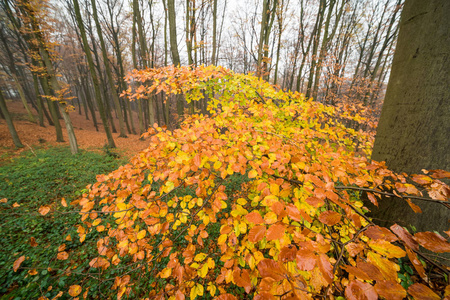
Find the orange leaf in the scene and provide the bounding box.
[257,259,285,281]
[296,249,316,271]
[317,253,333,284]
[367,192,378,206]
[390,224,419,251]
[216,294,238,300]
[374,280,406,300]
[318,210,341,226]
[266,224,285,241]
[408,283,440,300]
[345,280,377,300]
[341,265,371,281]
[38,205,51,216]
[405,198,422,213]
[68,285,82,297]
[57,251,69,260]
[28,269,38,276]
[245,212,264,224]
[233,269,252,293]
[305,196,324,208]
[248,225,266,243]
[364,225,398,242]
[61,198,67,207]
[414,231,450,253]
[345,242,364,257]
[286,204,303,222]
[13,256,25,272]
[406,248,428,282]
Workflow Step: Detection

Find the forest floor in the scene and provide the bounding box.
[0,100,150,160]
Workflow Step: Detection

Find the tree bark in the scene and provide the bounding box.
[371,0,450,237]
[0,88,23,148]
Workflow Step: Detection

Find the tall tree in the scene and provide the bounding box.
[72,0,115,148]
[371,0,450,235]
[91,0,127,137]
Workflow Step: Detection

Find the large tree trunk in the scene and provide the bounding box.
[371,0,450,236]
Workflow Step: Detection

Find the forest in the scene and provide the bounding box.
[0,0,449,299]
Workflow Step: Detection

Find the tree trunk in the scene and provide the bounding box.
[371,0,450,237]
[91,0,127,137]
[0,88,23,148]
[73,0,115,148]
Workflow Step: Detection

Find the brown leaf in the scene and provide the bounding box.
[345,242,364,257]
[318,210,341,226]
[405,248,428,282]
[296,249,316,271]
[13,256,25,272]
[30,237,38,247]
[266,224,285,241]
[233,269,252,293]
[279,245,297,262]
[345,280,377,300]
[367,252,399,282]
[364,225,397,242]
[390,224,419,251]
[257,259,285,281]
[341,265,372,281]
[245,212,264,224]
[317,253,333,284]
[356,260,385,282]
[248,225,266,243]
[408,283,440,300]
[367,192,378,206]
[414,231,450,253]
[374,280,406,300]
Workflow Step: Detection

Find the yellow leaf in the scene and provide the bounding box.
[68,285,82,297]
[190,285,198,300]
[368,239,406,258]
[237,198,247,205]
[218,234,228,245]
[214,161,222,170]
[270,183,280,196]
[160,267,172,278]
[248,169,258,178]
[207,282,216,297]
[136,230,146,240]
[198,262,208,278]
[194,253,207,262]
[196,283,204,296]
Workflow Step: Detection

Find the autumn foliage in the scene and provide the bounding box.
[18,66,449,299]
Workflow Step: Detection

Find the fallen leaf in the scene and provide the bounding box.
[38,205,51,216]
[68,285,82,297]
[345,280,377,300]
[13,256,25,272]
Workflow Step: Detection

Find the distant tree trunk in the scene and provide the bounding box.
[167,0,184,118]
[91,0,127,137]
[371,0,450,236]
[211,0,217,65]
[0,88,23,148]
[73,0,115,148]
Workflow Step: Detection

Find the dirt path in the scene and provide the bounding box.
[0,100,150,159]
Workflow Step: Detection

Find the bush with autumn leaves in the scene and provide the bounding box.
[18,66,450,299]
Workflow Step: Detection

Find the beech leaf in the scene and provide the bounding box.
[414,231,450,253]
